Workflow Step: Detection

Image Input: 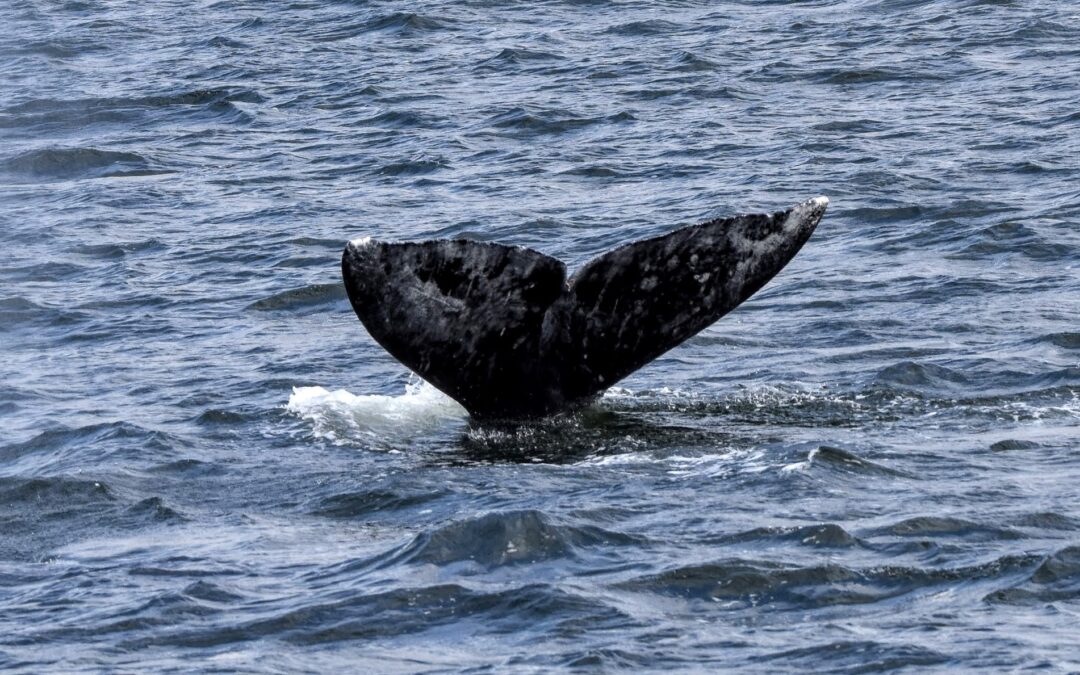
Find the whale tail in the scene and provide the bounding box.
[342,196,828,419]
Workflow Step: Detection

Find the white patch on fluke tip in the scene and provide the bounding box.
[722,196,828,290]
[782,195,829,234]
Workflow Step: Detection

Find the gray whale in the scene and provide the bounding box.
[342,196,828,419]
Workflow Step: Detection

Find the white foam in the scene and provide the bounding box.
[780,447,820,473]
[579,447,768,478]
[286,379,466,445]
[601,385,699,401]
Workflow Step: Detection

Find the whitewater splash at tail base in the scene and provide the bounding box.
[342,197,828,419]
[287,382,466,445]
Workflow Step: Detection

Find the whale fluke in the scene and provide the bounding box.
[342,196,828,419]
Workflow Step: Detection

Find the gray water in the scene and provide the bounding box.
[2,0,1079,671]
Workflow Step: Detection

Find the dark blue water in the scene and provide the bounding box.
[2,0,1079,671]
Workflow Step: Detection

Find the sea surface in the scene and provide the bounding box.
[2,0,1079,671]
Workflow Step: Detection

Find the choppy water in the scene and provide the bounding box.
[2,0,1079,671]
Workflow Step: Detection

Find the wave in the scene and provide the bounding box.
[711,523,864,549]
[476,48,565,70]
[868,516,1023,541]
[117,582,622,649]
[0,88,266,113]
[617,552,1040,608]
[482,107,634,136]
[309,12,450,42]
[247,283,346,312]
[603,19,684,36]
[76,238,165,259]
[754,641,949,671]
[0,476,183,561]
[0,296,88,330]
[1035,332,1080,350]
[2,421,183,473]
[0,475,114,509]
[669,51,719,72]
[781,445,911,478]
[985,546,1080,604]
[7,37,107,59]
[0,88,261,135]
[387,510,645,568]
[374,155,450,177]
[309,488,445,519]
[870,361,1080,405]
[946,222,1073,261]
[0,147,170,183]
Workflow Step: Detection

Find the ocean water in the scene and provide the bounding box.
[2,0,1079,671]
